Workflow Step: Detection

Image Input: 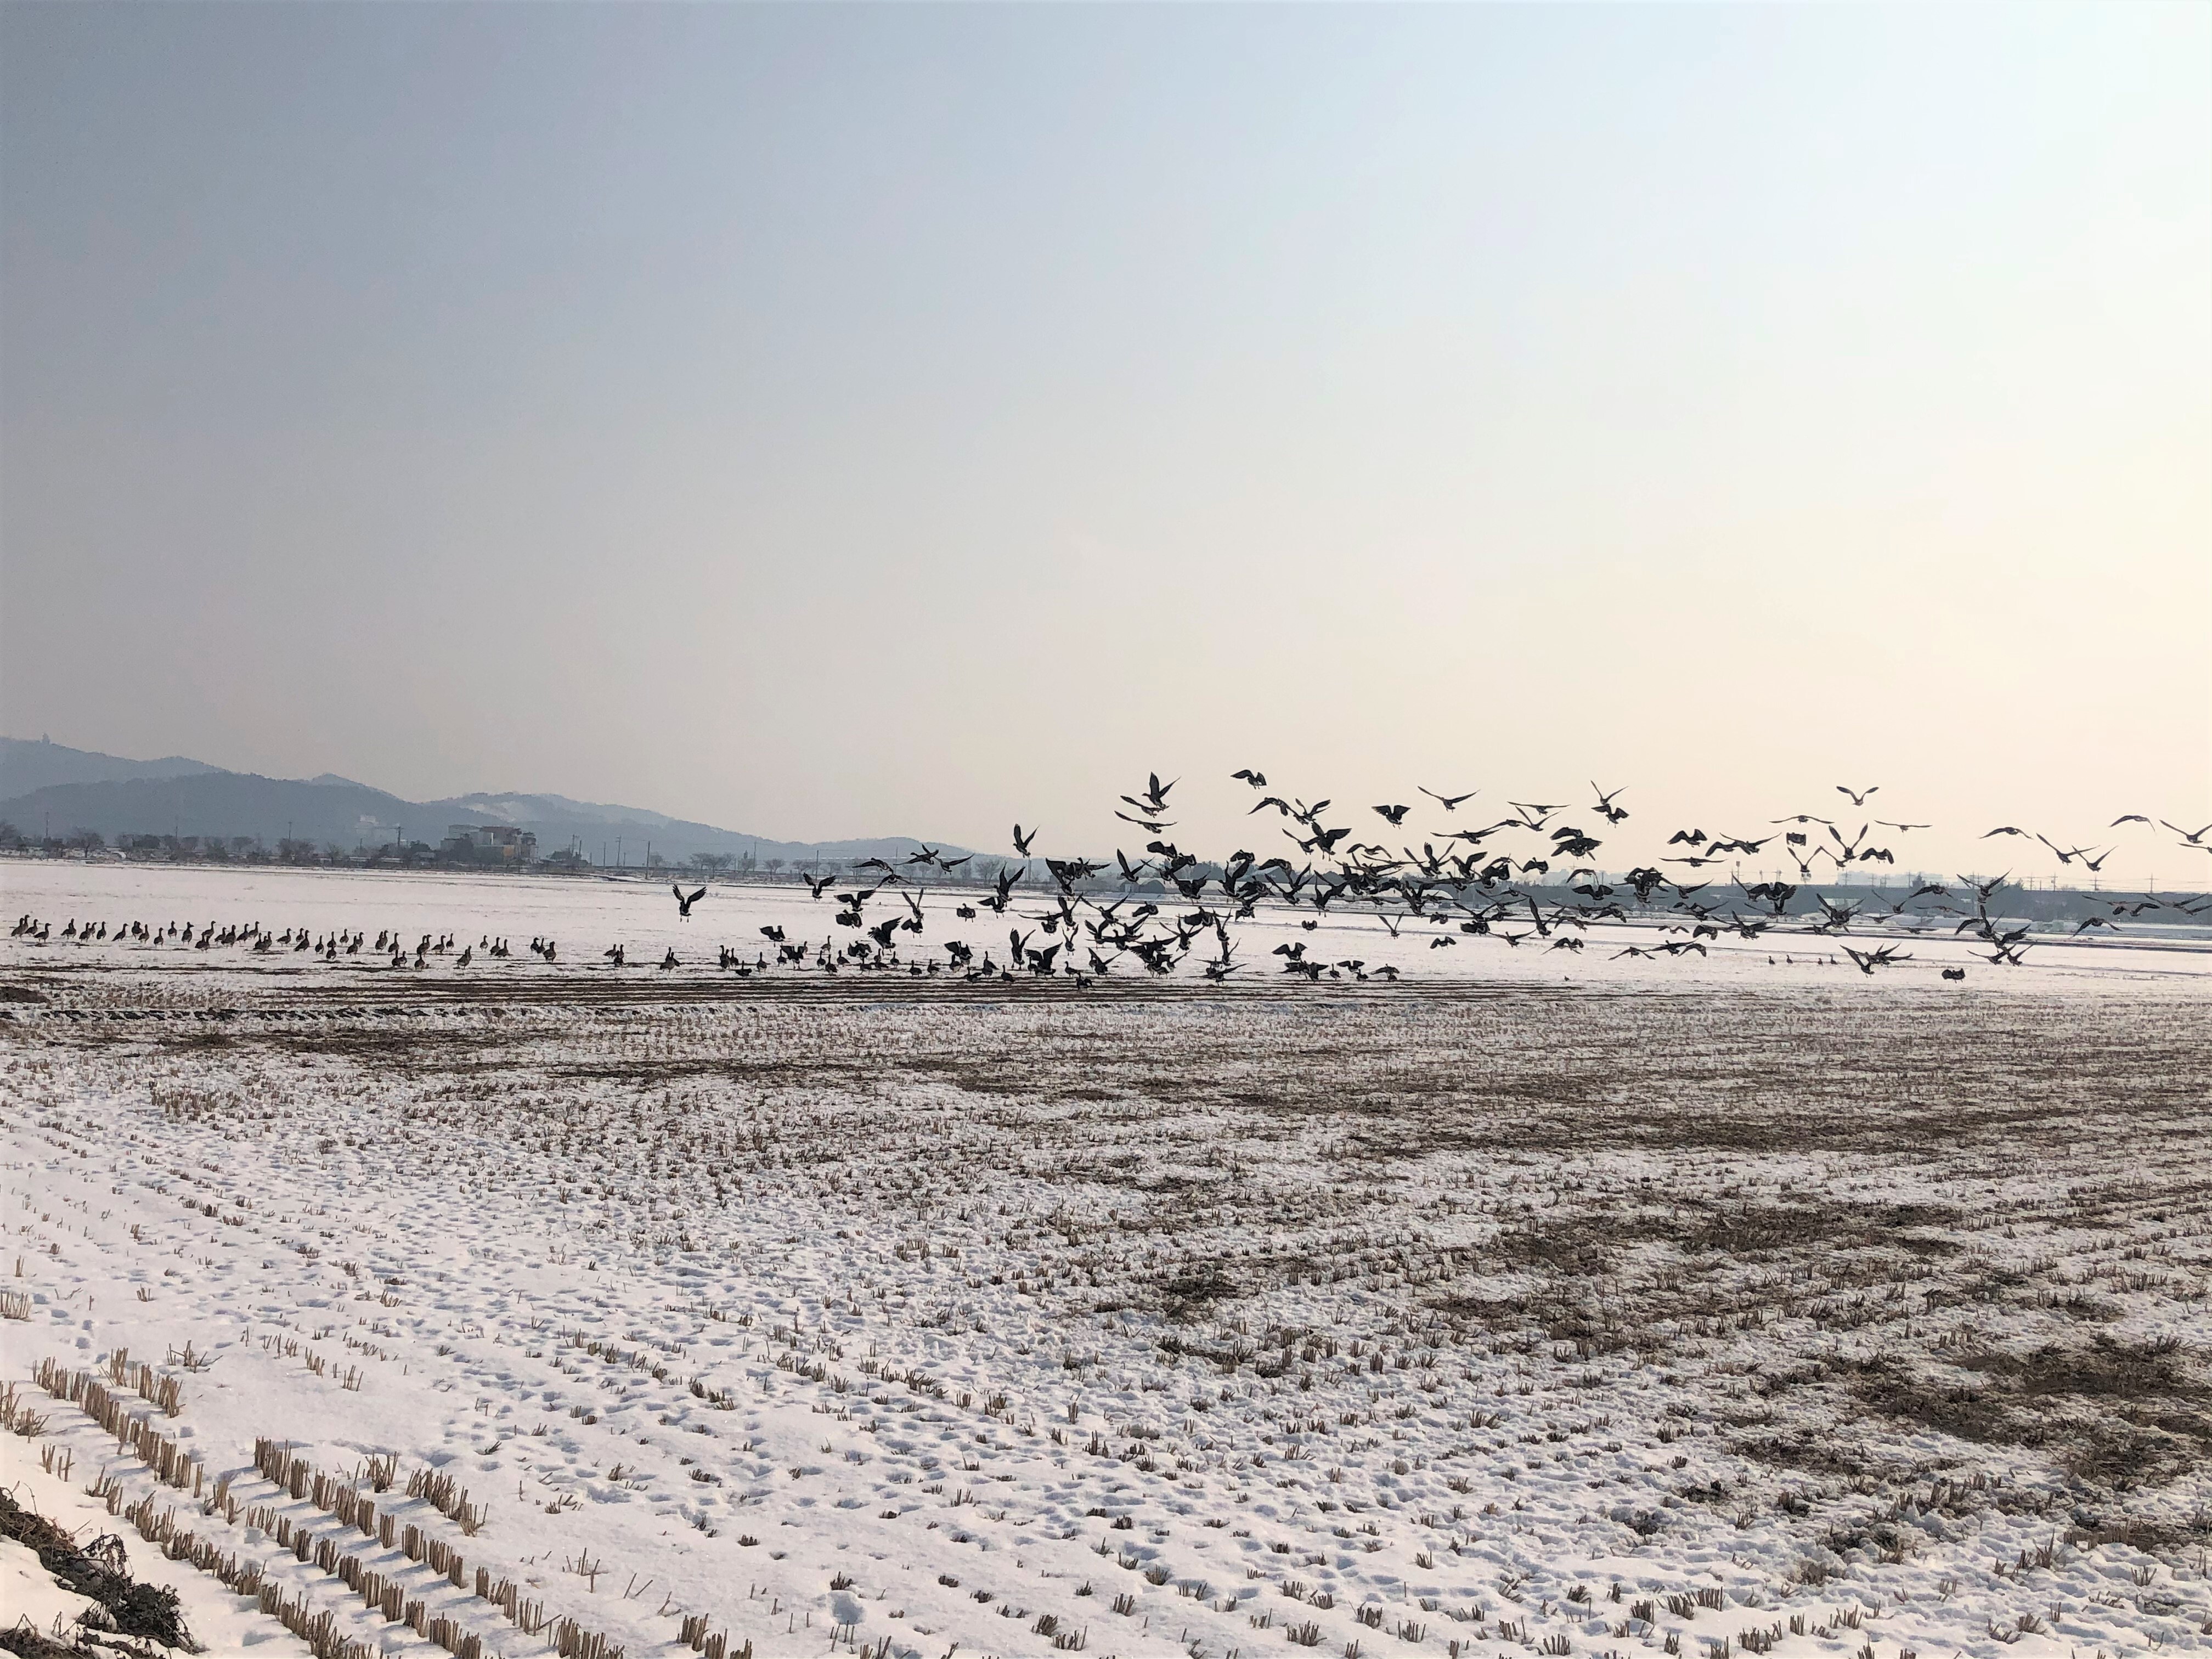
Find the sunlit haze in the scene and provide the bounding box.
[4,3,2207,884]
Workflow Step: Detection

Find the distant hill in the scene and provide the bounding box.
[0,739,963,866]
[0,736,223,797]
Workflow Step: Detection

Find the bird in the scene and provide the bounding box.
[1121,773,1176,815]
[1418,787,1478,811]
[2111,814,2151,827]
[1983,826,2031,839]
[1836,785,1879,806]
[672,884,707,919]
[2162,821,2212,846]
[1012,825,1040,856]
[759,926,786,943]
[1874,821,1929,833]
[1373,805,1412,826]
[804,872,837,899]
[1842,944,1909,975]
[1590,784,1629,824]
[1232,769,1267,788]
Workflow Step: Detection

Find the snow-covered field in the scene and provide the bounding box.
[3,861,2208,1659]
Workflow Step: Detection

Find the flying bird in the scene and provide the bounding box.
[1418,787,1478,811]
[1836,785,1880,806]
[1012,825,1040,856]
[1373,804,1412,826]
[672,884,707,919]
[1232,769,1267,788]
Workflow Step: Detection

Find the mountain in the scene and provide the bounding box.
[0,741,963,866]
[0,736,223,797]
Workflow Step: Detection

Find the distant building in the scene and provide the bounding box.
[441,824,537,863]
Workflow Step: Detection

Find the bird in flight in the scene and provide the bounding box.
[1836,784,1879,806]
[2163,821,2212,846]
[1983,826,2030,839]
[1373,804,1412,826]
[2111,814,2151,827]
[1590,784,1628,824]
[1505,802,1565,831]
[1419,787,1478,811]
[1012,825,1040,856]
[1842,943,1910,975]
[672,884,707,919]
[1122,773,1176,813]
[1232,769,1267,788]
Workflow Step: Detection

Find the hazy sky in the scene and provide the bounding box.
[4,3,2207,881]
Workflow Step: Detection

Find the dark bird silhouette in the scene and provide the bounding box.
[1842,944,1909,975]
[804,872,837,899]
[1232,769,1267,788]
[672,884,707,919]
[1012,825,1040,856]
[1836,784,1879,806]
[1418,787,1478,811]
[759,926,786,943]
[1121,773,1176,814]
[1941,966,1966,980]
[1590,783,1629,824]
[1373,804,1412,826]
[1983,826,2030,839]
[2162,821,2212,846]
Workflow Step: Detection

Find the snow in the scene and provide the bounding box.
[1,860,2208,1659]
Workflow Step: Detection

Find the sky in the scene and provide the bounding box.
[3,2,2208,884]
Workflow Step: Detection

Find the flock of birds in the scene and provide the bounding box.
[11,779,2208,987]
[705,776,2203,983]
